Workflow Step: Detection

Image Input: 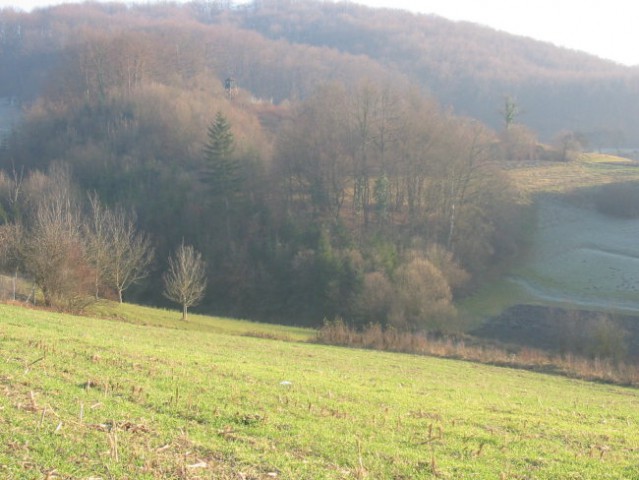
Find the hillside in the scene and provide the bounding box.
[2,0,639,330]
[1,1,639,144]
[491,154,639,314]
[227,0,639,143]
[2,303,639,478]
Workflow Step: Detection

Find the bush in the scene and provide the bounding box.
[389,257,457,332]
[355,271,393,325]
[557,311,628,363]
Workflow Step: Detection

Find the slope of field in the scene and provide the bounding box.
[512,196,639,312]
[466,155,639,317]
[507,154,639,197]
[1,303,639,479]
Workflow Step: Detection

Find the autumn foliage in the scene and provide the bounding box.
[0,0,589,328]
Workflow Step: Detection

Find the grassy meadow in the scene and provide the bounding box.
[507,153,639,197]
[464,154,639,318]
[1,302,639,479]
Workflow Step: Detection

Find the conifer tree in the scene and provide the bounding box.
[203,111,240,196]
[203,112,242,246]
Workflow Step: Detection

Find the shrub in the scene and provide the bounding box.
[389,257,457,332]
[590,316,628,362]
[355,271,393,325]
[557,310,628,363]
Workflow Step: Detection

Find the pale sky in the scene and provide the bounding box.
[0,0,637,66]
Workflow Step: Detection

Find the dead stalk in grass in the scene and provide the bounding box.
[430,444,439,477]
[108,421,119,462]
[355,436,366,479]
[38,406,46,429]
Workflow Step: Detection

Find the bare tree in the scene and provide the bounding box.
[22,169,94,309]
[0,223,23,300]
[85,195,155,303]
[162,242,207,321]
[85,193,111,300]
[106,208,154,304]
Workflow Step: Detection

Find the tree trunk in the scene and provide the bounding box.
[12,268,17,301]
[182,303,188,321]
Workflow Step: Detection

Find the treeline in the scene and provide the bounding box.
[0,166,153,310]
[228,0,639,144]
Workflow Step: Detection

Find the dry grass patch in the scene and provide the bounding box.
[315,319,639,387]
[506,154,639,198]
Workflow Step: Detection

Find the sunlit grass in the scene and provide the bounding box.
[1,303,639,478]
[87,300,314,342]
[458,277,535,320]
[507,153,639,197]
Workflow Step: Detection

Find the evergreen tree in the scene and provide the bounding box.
[202,111,242,248]
[203,111,240,196]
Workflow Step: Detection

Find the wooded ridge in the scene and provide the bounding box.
[0,0,629,327]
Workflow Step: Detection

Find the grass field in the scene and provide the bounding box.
[507,153,639,198]
[465,154,639,318]
[1,302,639,479]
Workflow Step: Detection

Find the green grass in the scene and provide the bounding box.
[88,301,314,342]
[462,153,639,318]
[459,278,535,320]
[2,303,639,479]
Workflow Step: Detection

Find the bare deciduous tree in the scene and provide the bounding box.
[85,193,111,300]
[22,169,94,310]
[0,222,23,300]
[106,208,154,304]
[85,194,155,303]
[162,242,207,321]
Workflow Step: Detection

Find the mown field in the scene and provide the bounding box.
[465,154,639,317]
[1,302,639,479]
[506,153,639,197]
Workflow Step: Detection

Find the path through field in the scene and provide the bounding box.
[511,196,639,313]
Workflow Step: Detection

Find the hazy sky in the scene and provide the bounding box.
[1,0,637,66]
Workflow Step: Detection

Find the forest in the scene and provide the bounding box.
[0,0,631,328]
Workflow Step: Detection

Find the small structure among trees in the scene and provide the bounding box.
[224,77,238,100]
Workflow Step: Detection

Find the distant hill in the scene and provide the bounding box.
[1,1,639,146]
[223,0,639,146]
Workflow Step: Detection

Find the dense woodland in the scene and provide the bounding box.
[0,0,632,328]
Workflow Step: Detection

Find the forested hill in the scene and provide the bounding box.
[0,0,632,327]
[228,1,639,144]
[2,0,638,146]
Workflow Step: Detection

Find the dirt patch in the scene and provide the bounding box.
[472,305,639,360]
